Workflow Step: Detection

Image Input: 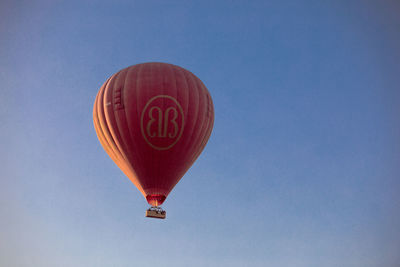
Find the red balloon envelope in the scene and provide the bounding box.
[93,62,214,209]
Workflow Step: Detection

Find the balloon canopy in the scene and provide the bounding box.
[93,62,214,208]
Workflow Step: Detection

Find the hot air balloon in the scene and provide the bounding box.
[93,62,214,219]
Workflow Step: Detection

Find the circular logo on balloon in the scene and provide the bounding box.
[141,95,185,150]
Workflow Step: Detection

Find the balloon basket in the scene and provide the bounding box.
[146,206,166,219]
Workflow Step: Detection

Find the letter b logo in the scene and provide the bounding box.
[141,95,184,150]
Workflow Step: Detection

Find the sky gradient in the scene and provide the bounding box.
[1,1,400,266]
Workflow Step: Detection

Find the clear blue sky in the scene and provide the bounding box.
[1,1,399,266]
